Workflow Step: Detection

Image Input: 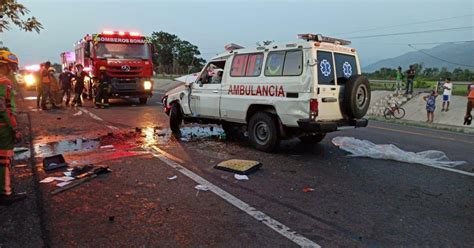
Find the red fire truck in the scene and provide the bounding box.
[73,31,154,104]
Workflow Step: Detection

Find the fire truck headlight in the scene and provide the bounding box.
[25,74,36,86]
[144,80,152,90]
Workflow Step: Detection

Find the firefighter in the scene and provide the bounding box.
[40,61,53,110]
[72,64,89,107]
[95,66,111,108]
[0,50,26,205]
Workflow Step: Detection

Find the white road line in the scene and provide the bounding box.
[420,164,474,177]
[146,146,321,248]
[79,108,119,130]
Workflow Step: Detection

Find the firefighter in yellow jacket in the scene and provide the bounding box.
[0,50,25,205]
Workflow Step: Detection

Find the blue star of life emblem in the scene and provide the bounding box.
[343,62,352,78]
[320,59,331,77]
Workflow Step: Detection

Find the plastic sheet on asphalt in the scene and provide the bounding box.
[332,136,466,167]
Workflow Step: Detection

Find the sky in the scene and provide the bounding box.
[1,0,473,67]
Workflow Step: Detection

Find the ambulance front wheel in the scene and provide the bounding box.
[170,103,182,135]
[248,112,280,152]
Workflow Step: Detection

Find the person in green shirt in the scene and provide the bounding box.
[395,66,403,95]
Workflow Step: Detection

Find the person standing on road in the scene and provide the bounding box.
[405,65,416,95]
[464,82,474,125]
[35,63,44,109]
[94,66,111,108]
[48,67,61,108]
[59,67,74,106]
[0,50,26,205]
[72,64,90,107]
[441,78,453,112]
[423,90,438,123]
[395,66,403,95]
[39,61,53,110]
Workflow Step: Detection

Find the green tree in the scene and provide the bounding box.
[452,67,464,81]
[150,31,205,74]
[0,0,43,33]
[438,67,452,80]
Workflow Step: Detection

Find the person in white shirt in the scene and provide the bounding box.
[442,78,453,112]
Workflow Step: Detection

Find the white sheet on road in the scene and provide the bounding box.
[332,136,466,167]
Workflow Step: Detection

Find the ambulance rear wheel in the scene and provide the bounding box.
[139,97,148,104]
[170,103,182,135]
[248,112,279,152]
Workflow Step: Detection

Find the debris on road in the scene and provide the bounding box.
[303,187,315,193]
[43,154,68,171]
[51,166,111,195]
[39,176,74,184]
[215,159,262,175]
[194,185,209,191]
[73,111,83,116]
[167,175,178,181]
[13,147,30,161]
[100,145,115,149]
[40,177,57,183]
[332,136,466,167]
[179,126,224,142]
[57,181,72,187]
[234,174,249,181]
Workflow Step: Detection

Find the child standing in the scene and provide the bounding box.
[441,77,453,112]
[424,90,438,123]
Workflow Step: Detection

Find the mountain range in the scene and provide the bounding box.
[363,42,474,72]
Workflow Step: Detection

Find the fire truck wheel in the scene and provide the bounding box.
[169,103,182,135]
[248,112,280,152]
[139,97,148,104]
[343,75,371,119]
[298,133,326,144]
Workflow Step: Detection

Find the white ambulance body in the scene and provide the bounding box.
[163,34,370,152]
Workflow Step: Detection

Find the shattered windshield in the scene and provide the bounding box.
[94,43,150,59]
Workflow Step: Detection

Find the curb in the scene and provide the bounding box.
[367,116,474,134]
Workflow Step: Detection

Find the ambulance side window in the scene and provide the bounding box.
[265,50,303,77]
[283,50,303,76]
[264,51,285,76]
[317,51,335,85]
[231,53,264,77]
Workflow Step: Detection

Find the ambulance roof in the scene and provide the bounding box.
[210,34,356,61]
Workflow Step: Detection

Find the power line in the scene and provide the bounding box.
[347,26,474,39]
[336,14,473,36]
[408,44,474,68]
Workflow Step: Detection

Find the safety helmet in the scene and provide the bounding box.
[0,50,19,65]
[99,66,106,71]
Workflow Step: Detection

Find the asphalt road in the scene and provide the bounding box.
[1,85,473,247]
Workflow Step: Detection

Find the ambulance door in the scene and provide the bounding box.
[191,61,225,118]
[316,50,342,120]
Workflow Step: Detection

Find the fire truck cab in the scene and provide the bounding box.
[73,31,154,104]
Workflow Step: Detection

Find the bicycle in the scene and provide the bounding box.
[384,103,406,119]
